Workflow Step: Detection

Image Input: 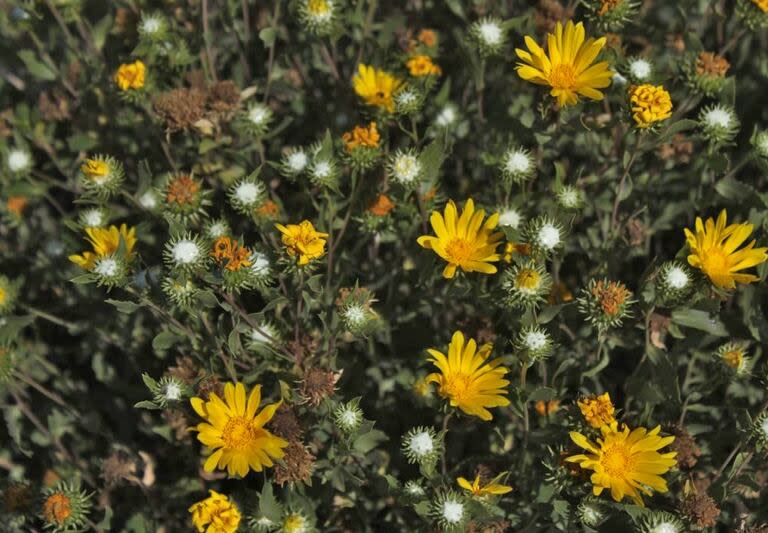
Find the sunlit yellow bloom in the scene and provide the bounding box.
[515,20,612,107]
[68,224,137,270]
[190,382,288,477]
[752,0,768,13]
[417,198,504,279]
[629,84,672,128]
[114,60,146,91]
[188,490,241,533]
[342,121,380,152]
[684,209,768,289]
[457,474,513,497]
[308,0,331,15]
[567,422,676,506]
[275,220,329,266]
[352,64,403,113]
[577,392,616,428]
[426,330,510,421]
[406,55,442,77]
[80,159,109,179]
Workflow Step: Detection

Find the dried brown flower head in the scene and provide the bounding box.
[153,88,208,132]
[167,356,200,384]
[298,368,341,406]
[39,91,71,122]
[2,482,33,513]
[196,375,224,400]
[696,52,730,78]
[101,451,137,487]
[267,404,304,441]
[165,174,201,206]
[668,425,701,469]
[534,0,575,34]
[207,80,241,114]
[274,440,315,486]
[680,492,721,528]
[591,280,632,317]
[163,409,192,442]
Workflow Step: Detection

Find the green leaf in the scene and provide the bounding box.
[105,299,142,314]
[528,387,556,402]
[671,308,728,337]
[258,483,283,521]
[152,330,182,351]
[18,49,57,81]
[133,400,161,410]
[353,428,388,454]
[259,27,277,47]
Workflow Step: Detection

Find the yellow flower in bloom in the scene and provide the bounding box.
[282,512,310,533]
[566,422,677,506]
[81,159,109,180]
[457,474,513,497]
[684,209,768,289]
[188,490,241,533]
[68,224,137,270]
[308,0,331,15]
[352,64,403,113]
[629,84,672,128]
[406,55,442,77]
[577,393,616,428]
[417,199,504,279]
[515,20,613,107]
[342,121,380,152]
[114,60,146,91]
[190,382,288,477]
[753,0,768,13]
[42,492,71,526]
[275,220,329,266]
[426,330,510,421]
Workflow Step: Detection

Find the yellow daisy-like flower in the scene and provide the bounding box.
[114,60,146,91]
[417,199,504,279]
[80,159,109,179]
[566,422,677,506]
[68,224,137,271]
[426,330,510,421]
[577,392,616,428]
[352,64,403,113]
[275,220,329,266]
[457,474,513,497]
[406,55,442,77]
[190,382,289,477]
[684,209,768,289]
[629,84,673,128]
[515,20,613,107]
[188,490,241,533]
[753,0,768,13]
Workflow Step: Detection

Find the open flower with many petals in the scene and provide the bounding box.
[684,209,768,289]
[69,224,137,270]
[515,20,612,107]
[567,422,677,506]
[188,490,241,533]
[417,199,504,279]
[114,60,146,91]
[425,331,510,420]
[190,382,288,477]
[275,220,329,266]
[352,64,403,112]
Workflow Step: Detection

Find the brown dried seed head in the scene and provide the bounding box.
[680,492,721,528]
[668,425,701,469]
[153,88,208,132]
[267,404,304,441]
[274,440,315,486]
[298,368,341,406]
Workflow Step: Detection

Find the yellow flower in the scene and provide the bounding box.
[42,492,71,526]
[352,64,403,113]
[457,474,513,497]
[68,224,137,270]
[406,55,442,77]
[81,159,109,179]
[426,330,510,421]
[684,209,768,289]
[190,382,288,477]
[188,490,241,533]
[275,220,329,266]
[629,84,672,128]
[577,393,616,428]
[566,422,677,506]
[308,0,331,15]
[515,20,613,107]
[535,399,560,416]
[753,0,768,13]
[417,198,504,279]
[342,121,380,152]
[114,60,146,91]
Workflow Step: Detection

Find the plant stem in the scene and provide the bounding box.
[440,411,453,476]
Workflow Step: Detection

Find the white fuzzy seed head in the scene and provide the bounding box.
[629,59,652,79]
[650,524,678,533]
[441,499,464,524]
[139,191,158,209]
[498,209,522,229]
[505,151,531,174]
[164,381,182,400]
[287,151,308,172]
[436,106,457,127]
[235,182,261,205]
[94,257,119,277]
[82,209,104,227]
[248,105,269,125]
[313,160,332,178]
[140,15,162,34]
[7,149,30,172]
[704,107,732,128]
[525,330,548,350]
[408,431,434,457]
[249,252,270,276]
[172,240,200,264]
[538,224,561,249]
[665,266,689,289]
[478,21,502,45]
[761,416,768,437]
[392,153,421,183]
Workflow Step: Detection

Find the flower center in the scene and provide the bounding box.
[549,64,577,90]
[723,350,743,369]
[308,0,330,15]
[600,443,633,477]
[166,175,200,205]
[222,417,262,450]
[445,238,474,265]
[442,372,472,401]
[701,248,729,277]
[516,269,540,291]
